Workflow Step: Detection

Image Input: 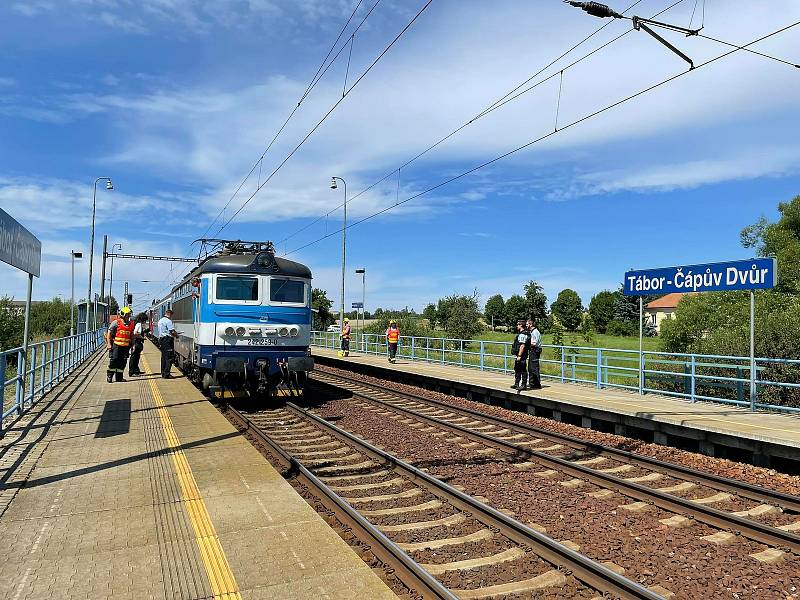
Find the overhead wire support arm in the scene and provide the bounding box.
[632,16,696,68]
[565,1,697,68]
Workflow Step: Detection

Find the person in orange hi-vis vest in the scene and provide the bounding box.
[339,318,351,357]
[104,306,135,383]
[385,319,400,363]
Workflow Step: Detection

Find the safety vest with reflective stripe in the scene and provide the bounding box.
[342,324,351,340]
[386,327,399,344]
[113,318,135,347]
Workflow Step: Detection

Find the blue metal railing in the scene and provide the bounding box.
[311,331,800,413]
[1,329,105,433]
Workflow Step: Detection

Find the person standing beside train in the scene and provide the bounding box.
[511,320,530,390]
[128,313,147,377]
[105,306,134,383]
[526,318,543,390]
[386,319,400,363]
[339,318,351,357]
[157,309,178,378]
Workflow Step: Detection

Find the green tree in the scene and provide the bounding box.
[443,293,484,342]
[503,294,528,326]
[422,303,437,328]
[0,297,24,353]
[311,288,335,330]
[484,294,505,330]
[588,290,618,333]
[741,194,800,292]
[551,289,583,331]
[524,280,548,325]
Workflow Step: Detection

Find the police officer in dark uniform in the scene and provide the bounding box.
[510,320,530,390]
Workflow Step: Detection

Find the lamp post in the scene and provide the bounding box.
[87,177,113,329]
[330,177,347,332]
[108,242,122,308]
[355,268,365,351]
[70,251,83,336]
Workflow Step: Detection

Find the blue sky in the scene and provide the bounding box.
[1,0,799,314]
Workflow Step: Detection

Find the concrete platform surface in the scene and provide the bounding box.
[0,342,397,600]
[313,347,800,467]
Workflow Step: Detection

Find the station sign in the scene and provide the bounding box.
[623,258,777,295]
[351,302,364,309]
[0,208,41,277]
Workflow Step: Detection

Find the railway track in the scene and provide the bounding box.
[227,402,666,600]
[310,369,800,558]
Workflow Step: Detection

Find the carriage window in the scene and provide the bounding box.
[270,279,305,304]
[216,276,259,301]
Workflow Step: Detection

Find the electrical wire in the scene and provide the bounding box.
[212,0,436,237]
[285,19,800,257]
[198,0,377,242]
[276,0,678,248]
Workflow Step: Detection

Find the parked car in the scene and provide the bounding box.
[326,324,341,333]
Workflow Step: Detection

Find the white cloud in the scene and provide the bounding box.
[545,146,800,199]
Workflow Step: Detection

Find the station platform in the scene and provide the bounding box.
[0,342,397,600]
[312,347,800,472]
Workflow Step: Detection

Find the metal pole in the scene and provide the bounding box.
[20,273,33,408]
[87,179,98,328]
[109,256,114,307]
[99,235,108,308]
[638,296,644,395]
[339,179,347,332]
[70,253,76,337]
[362,270,366,351]
[750,290,756,411]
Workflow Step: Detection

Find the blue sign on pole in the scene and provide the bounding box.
[351,302,364,309]
[0,208,41,277]
[623,258,777,296]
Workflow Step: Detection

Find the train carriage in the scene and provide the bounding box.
[150,240,314,397]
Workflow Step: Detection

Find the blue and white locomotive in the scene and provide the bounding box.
[150,240,314,397]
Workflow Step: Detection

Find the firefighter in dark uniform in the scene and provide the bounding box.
[510,319,530,390]
[105,306,134,383]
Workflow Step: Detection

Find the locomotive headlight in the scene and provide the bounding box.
[225,327,235,336]
[278,327,289,337]
[254,252,273,268]
[236,326,246,336]
[289,326,299,337]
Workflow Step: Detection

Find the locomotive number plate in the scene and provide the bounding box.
[247,338,278,346]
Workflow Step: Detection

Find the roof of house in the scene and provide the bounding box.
[646,292,697,310]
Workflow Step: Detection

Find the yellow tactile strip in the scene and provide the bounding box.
[142,355,242,600]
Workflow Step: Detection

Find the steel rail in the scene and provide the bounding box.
[315,369,800,513]
[273,402,665,599]
[226,405,458,600]
[311,372,800,554]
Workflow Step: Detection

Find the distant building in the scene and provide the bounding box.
[1,300,44,315]
[645,292,697,333]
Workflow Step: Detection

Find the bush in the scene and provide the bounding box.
[606,319,637,337]
[364,314,430,338]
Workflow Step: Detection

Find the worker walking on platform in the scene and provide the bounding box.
[128,313,147,377]
[105,306,135,383]
[339,318,351,357]
[511,320,530,390]
[157,309,178,378]
[526,318,542,390]
[386,319,400,363]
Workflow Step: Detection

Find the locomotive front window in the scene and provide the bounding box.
[270,278,305,304]
[216,276,259,301]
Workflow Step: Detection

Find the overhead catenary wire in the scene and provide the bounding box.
[285,19,800,258]
[212,0,436,237]
[276,0,679,249]
[197,0,378,242]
